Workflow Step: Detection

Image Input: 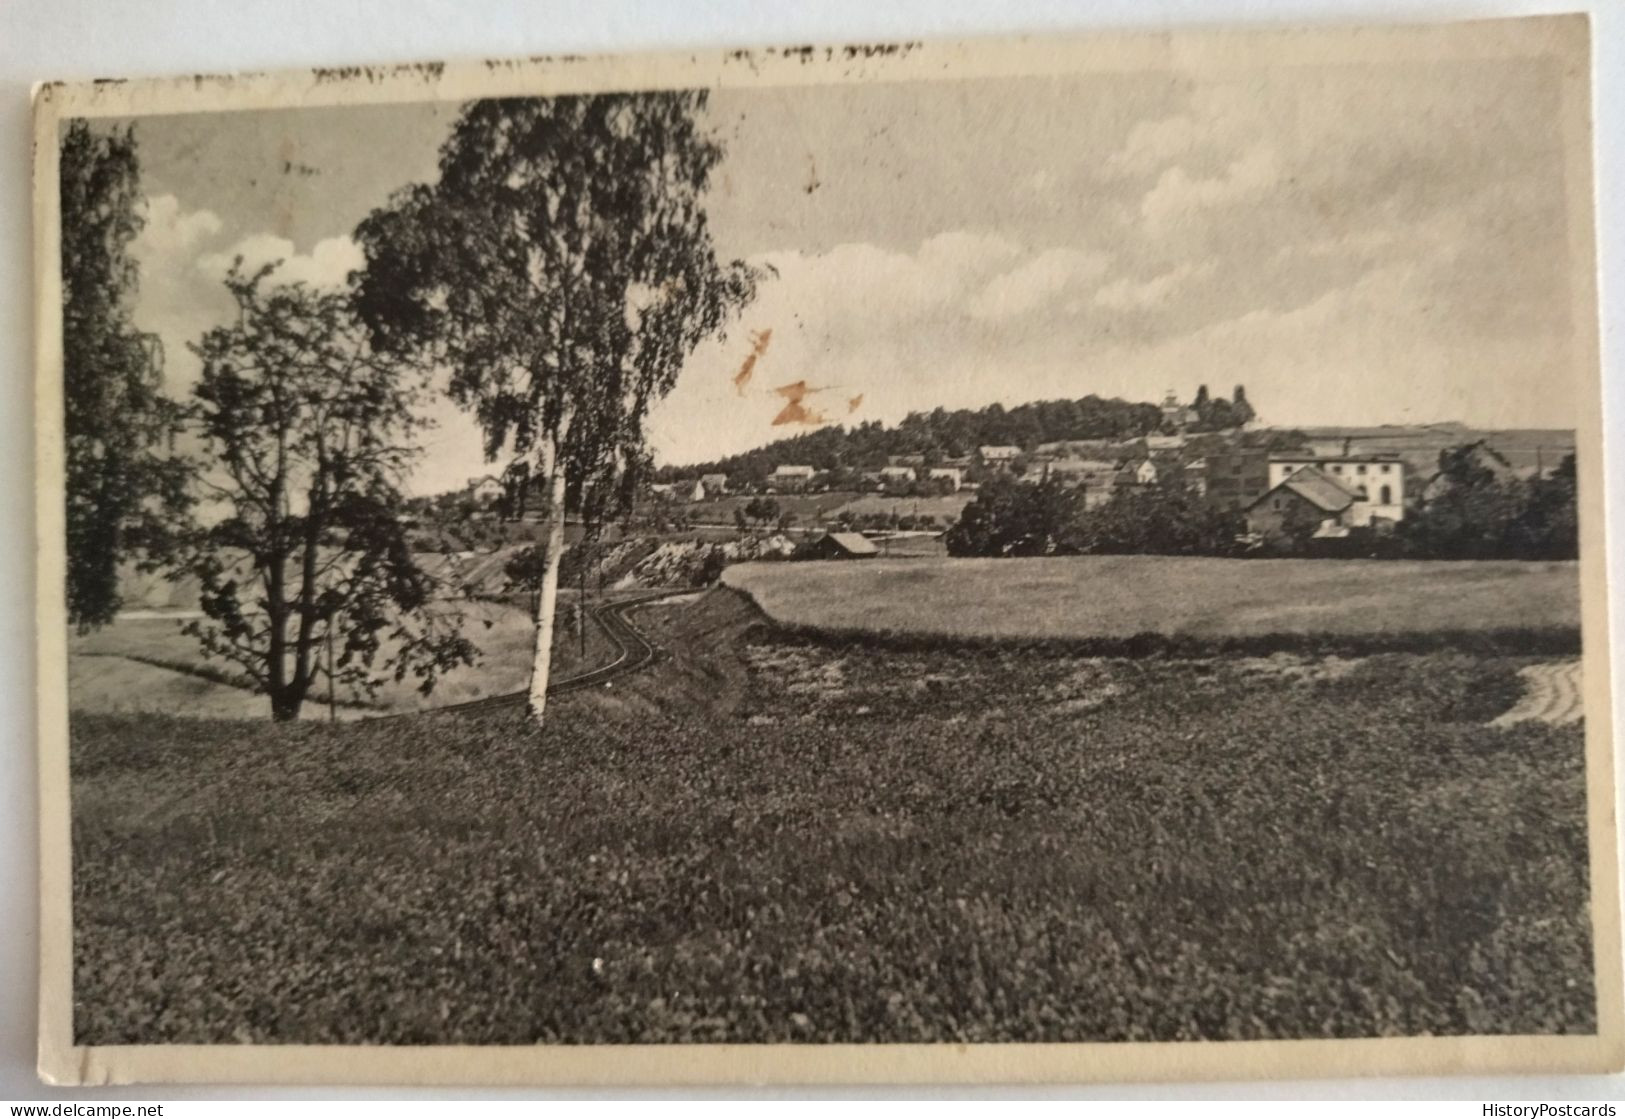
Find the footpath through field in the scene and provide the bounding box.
[1491,660,1584,726]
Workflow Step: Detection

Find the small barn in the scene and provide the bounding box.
[1245,467,1358,540]
[799,531,880,560]
[468,475,504,506]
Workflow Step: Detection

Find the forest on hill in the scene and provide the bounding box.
[659,387,1255,482]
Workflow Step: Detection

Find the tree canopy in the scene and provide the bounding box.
[177,265,474,721]
[354,92,756,720]
[60,119,188,629]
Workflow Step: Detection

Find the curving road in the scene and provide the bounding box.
[403,588,680,718]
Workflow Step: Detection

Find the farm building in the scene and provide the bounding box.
[1118,459,1159,487]
[468,475,504,506]
[1266,452,1405,524]
[1244,467,1358,540]
[978,445,1021,465]
[1203,448,1272,510]
[1420,441,1518,503]
[799,531,880,560]
[879,465,916,483]
[769,464,816,491]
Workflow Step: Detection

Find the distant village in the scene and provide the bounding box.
[453,387,1575,551]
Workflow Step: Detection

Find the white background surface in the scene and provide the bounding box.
[3,0,1622,1101]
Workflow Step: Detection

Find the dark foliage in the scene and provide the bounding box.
[353,91,757,718]
[175,265,475,721]
[665,394,1165,485]
[947,475,1242,558]
[944,474,1083,557]
[1399,450,1578,561]
[60,120,189,629]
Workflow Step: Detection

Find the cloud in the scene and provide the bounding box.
[969,248,1111,321]
[133,194,224,258]
[197,233,364,289]
[1140,144,1281,235]
[1107,114,1201,179]
[1092,260,1215,312]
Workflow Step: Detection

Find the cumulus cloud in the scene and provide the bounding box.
[1106,114,1201,179]
[197,233,364,290]
[969,248,1111,321]
[133,194,224,258]
[1140,144,1281,235]
[1092,260,1215,312]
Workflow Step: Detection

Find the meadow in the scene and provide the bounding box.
[68,593,616,719]
[724,555,1581,651]
[70,589,1593,1044]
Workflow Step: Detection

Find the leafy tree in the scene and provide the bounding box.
[1400,445,1528,559]
[177,265,475,721]
[355,92,756,723]
[1232,384,1256,427]
[60,120,189,629]
[1073,476,1243,556]
[503,544,549,619]
[743,496,780,527]
[1507,454,1578,559]
[945,474,1082,557]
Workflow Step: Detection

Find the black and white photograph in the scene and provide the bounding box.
[31,13,1622,1086]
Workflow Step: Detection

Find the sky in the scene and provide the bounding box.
[105,53,1579,495]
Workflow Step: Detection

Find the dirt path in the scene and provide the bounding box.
[1491,660,1584,727]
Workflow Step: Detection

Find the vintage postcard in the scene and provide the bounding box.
[32,13,1621,1086]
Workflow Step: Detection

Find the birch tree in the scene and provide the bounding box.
[354,92,756,722]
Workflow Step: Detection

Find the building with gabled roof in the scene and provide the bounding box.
[1245,465,1364,540]
[799,531,880,560]
[1267,452,1405,524]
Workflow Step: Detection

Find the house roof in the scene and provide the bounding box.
[979,445,1021,457]
[1260,466,1359,513]
[824,532,879,555]
[771,464,816,475]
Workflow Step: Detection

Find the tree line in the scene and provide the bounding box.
[946,450,1578,561]
[659,395,1167,485]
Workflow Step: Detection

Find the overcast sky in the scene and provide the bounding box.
[108,53,1577,494]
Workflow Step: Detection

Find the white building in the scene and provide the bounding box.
[878,465,916,483]
[769,464,816,491]
[978,445,1022,464]
[1267,453,1405,525]
[468,476,504,506]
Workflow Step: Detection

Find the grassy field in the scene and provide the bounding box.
[68,594,617,719]
[724,555,1581,650]
[71,590,1593,1044]
[829,493,974,521]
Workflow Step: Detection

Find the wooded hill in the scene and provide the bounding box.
[660,388,1255,482]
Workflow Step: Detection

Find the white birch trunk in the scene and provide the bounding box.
[526,426,570,723]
